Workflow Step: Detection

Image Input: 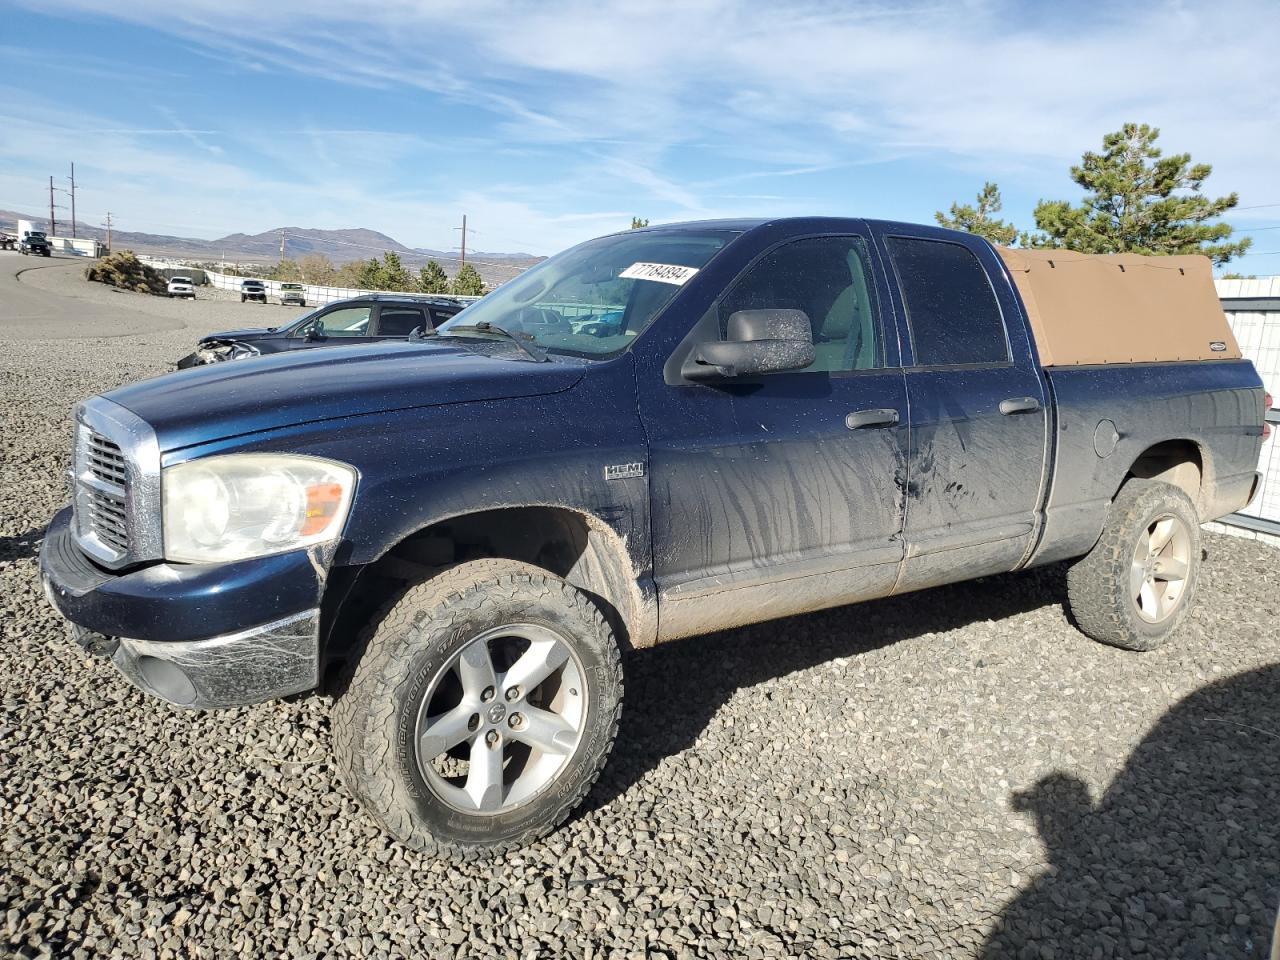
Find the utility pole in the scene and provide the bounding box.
[279,229,286,264]
[104,212,112,253]
[455,214,467,265]
[49,176,56,236]
[68,162,76,238]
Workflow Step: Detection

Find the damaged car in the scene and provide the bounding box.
[176,294,468,368]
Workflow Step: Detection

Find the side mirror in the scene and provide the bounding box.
[683,309,815,381]
[305,320,325,341]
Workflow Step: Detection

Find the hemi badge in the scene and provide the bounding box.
[604,462,645,481]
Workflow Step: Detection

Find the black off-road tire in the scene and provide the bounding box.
[331,559,623,859]
[1066,479,1201,651]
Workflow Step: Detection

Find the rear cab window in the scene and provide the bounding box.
[886,237,1010,366]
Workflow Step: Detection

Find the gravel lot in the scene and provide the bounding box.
[2,255,1279,959]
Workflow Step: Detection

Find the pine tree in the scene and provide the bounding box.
[935,183,1018,246]
[451,263,486,296]
[630,217,650,229]
[375,251,413,291]
[1022,123,1250,265]
[418,260,450,294]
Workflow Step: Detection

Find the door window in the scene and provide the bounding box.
[721,236,883,372]
[316,305,371,338]
[886,237,1010,366]
[377,306,428,337]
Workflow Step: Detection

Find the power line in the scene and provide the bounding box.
[68,162,76,239]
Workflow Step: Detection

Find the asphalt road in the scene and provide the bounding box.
[0,251,305,340]
[2,256,1279,959]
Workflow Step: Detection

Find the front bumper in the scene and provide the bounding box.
[40,507,323,709]
[64,611,320,709]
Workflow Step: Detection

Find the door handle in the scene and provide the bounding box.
[845,408,900,430]
[999,397,1041,415]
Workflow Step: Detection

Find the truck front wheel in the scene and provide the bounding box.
[1066,479,1201,651]
[332,558,623,858]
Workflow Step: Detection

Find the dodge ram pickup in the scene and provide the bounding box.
[39,218,1267,858]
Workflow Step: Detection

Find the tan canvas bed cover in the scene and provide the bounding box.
[995,247,1242,367]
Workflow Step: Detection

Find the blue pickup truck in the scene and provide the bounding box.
[40,218,1267,858]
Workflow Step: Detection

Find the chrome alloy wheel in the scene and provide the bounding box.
[414,624,588,815]
[1130,514,1192,624]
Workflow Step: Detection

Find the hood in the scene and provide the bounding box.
[107,340,586,452]
[198,326,281,342]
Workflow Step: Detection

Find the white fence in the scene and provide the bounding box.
[139,257,483,307]
[50,236,105,257]
[1215,277,1280,545]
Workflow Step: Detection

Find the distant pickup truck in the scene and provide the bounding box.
[40,218,1267,859]
[19,231,52,257]
[279,282,306,307]
[240,279,267,303]
[166,276,196,299]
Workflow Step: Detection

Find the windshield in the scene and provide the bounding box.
[282,283,302,289]
[171,277,191,283]
[436,229,738,357]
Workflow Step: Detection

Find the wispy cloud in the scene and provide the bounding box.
[6,0,1280,255]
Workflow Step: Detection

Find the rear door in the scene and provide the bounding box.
[871,228,1049,592]
[374,303,431,340]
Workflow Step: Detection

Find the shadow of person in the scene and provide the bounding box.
[983,663,1280,959]
[0,527,43,562]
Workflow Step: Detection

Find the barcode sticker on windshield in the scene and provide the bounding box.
[619,262,700,285]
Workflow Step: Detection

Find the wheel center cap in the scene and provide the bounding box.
[486,703,507,725]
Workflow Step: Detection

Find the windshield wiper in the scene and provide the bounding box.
[435,321,549,362]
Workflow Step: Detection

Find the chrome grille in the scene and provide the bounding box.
[86,433,128,487]
[74,425,132,563]
[70,399,162,570]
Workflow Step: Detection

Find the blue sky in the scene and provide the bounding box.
[3,0,1280,272]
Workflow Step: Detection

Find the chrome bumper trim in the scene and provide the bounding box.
[107,609,320,710]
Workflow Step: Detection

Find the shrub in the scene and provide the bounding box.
[85,251,168,295]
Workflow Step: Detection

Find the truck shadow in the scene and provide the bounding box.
[980,663,1280,959]
[583,562,1068,813]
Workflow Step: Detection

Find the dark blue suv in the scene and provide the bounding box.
[176,293,467,367]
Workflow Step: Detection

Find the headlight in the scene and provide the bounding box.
[162,454,356,563]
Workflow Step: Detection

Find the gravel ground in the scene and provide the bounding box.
[2,258,1279,959]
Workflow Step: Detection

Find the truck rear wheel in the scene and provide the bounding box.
[1066,479,1200,651]
[332,558,623,858]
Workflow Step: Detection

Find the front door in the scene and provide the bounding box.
[306,303,376,348]
[639,232,910,641]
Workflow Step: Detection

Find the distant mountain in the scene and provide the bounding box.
[0,210,541,286]
[413,247,538,262]
[215,226,416,261]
